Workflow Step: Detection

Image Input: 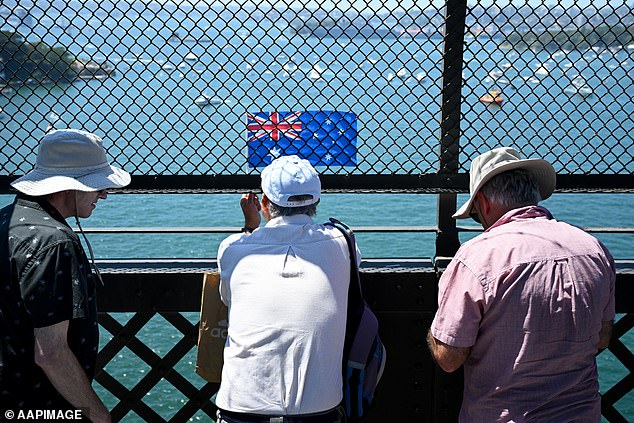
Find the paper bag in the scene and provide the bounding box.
[195,272,228,383]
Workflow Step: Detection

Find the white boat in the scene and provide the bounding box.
[564,84,593,97]
[194,94,223,106]
[162,63,175,71]
[521,76,540,84]
[184,53,198,62]
[283,62,297,73]
[387,67,408,82]
[308,63,324,80]
[414,71,426,82]
[45,112,60,131]
[489,69,504,79]
[535,65,549,77]
[570,74,586,86]
[552,51,565,60]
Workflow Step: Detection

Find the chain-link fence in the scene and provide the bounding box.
[1,0,632,192]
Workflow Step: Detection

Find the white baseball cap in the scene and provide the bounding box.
[11,129,131,196]
[261,155,321,207]
[454,147,556,219]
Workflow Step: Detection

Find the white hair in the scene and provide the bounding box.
[268,195,318,218]
[480,169,541,209]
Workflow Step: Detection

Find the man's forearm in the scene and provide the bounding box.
[34,323,110,423]
[37,345,110,422]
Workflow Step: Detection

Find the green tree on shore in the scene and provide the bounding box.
[0,30,76,84]
[501,24,634,51]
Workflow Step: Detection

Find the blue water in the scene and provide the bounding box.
[1,3,633,421]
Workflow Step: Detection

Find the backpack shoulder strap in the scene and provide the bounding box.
[324,217,364,305]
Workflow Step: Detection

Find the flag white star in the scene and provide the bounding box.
[268,147,282,159]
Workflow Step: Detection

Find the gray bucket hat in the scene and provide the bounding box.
[11,129,131,196]
[454,147,556,219]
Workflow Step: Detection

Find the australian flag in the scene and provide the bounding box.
[246,110,357,168]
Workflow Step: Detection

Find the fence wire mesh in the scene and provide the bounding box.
[0,1,633,182]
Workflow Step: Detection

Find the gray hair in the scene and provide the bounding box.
[268,195,318,218]
[480,169,541,209]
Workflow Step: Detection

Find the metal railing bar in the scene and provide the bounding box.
[74,226,634,234]
[2,174,634,194]
[72,226,441,234]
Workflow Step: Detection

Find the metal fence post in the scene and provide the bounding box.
[436,0,467,260]
[434,0,468,421]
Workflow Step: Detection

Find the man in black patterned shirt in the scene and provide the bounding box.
[0,129,130,422]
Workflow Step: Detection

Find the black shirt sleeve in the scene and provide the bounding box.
[19,241,88,328]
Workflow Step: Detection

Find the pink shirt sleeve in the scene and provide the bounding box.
[431,258,487,348]
[602,249,616,322]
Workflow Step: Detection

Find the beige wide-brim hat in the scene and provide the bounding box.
[11,129,131,196]
[453,147,556,219]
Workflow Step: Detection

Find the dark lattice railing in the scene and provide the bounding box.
[94,261,634,422]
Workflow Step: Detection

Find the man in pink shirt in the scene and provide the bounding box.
[428,147,615,422]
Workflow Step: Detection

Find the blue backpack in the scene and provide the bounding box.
[326,218,387,420]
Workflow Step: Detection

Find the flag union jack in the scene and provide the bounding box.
[247,111,302,142]
[246,110,357,168]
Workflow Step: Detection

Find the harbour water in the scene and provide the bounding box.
[1,4,633,421]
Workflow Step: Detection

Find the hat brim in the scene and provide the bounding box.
[11,165,131,196]
[453,159,556,219]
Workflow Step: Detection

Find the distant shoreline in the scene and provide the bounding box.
[0,30,116,88]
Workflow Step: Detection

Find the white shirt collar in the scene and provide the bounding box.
[265,214,314,228]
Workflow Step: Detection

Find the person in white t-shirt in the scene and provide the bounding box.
[215,155,356,423]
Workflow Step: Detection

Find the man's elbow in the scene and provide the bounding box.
[597,336,610,351]
[597,320,613,351]
[427,331,468,373]
[435,357,463,373]
[34,343,65,370]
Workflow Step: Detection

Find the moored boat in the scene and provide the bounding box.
[479,89,503,104]
[194,94,223,106]
[564,84,593,97]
